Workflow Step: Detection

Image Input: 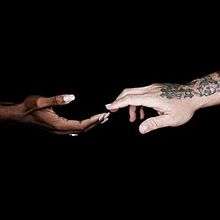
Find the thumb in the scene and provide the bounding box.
[38,94,76,108]
[139,115,171,134]
[24,94,75,111]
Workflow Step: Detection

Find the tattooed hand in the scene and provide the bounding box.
[0,94,110,135]
[106,72,220,134]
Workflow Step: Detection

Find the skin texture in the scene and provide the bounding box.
[0,94,109,135]
[106,72,220,134]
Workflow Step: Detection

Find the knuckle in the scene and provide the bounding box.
[52,122,62,130]
[24,95,41,109]
[145,84,153,89]
[54,96,59,104]
[127,94,134,100]
[146,84,161,90]
[151,83,160,87]
[170,115,182,127]
[51,120,65,130]
[122,88,131,95]
[125,95,131,103]
[151,119,158,128]
[35,98,42,108]
[120,88,128,96]
[77,121,86,132]
[55,96,64,105]
[147,119,158,129]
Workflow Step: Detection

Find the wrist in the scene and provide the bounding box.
[195,93,220,109]
[0,104,24,121]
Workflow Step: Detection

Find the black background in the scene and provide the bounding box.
[0,7,219,199]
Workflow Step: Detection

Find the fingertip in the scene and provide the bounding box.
[105,103,119,111]
[105,104,112,109]
[129,116,136,123]
[139,124,147,134]
[130,119,136,123]
[104,112,110,119]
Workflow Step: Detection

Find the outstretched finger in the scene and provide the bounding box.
[106,94,145,110]
[52,112,110,133]
[24,94,75,115]
[36,94,75,108]
[129,105,137,122]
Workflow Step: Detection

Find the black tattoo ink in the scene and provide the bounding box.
[160,74,220,99]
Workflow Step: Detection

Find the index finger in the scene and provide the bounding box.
[106,94,145,110]
[53,113,109,133]
[106,94,158,110]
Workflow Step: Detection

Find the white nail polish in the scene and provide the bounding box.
[63,94,75,103]
[104,112,110,119]
[139,125,145,134]
[105,104,112,109]
[99,114,105,121]
[101,118,109,124]
[69,133,78,136]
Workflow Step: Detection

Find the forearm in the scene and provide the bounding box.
[0,103,23,121]
[160,71,220,110]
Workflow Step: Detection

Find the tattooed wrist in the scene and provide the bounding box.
[160,72,220,99]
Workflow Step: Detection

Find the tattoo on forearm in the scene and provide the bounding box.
[160,72,220,99]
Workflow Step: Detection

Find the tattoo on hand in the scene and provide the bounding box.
[160,72,220,99]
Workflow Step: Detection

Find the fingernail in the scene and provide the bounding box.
[105,104,112,109]
[139,125,145,134]
[69,133,78,137]
[63,94,75,104]
[99,114,105,122]
[101,118,109,124]
[104,112,110,119]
